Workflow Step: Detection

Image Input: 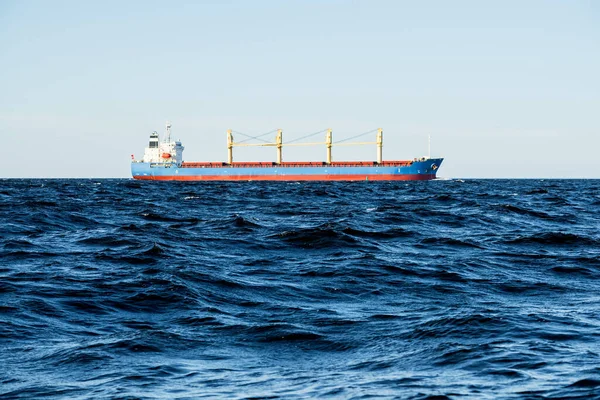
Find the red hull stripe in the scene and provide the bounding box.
[133,174,436,181]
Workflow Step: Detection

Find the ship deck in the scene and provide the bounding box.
[181,160,416,168]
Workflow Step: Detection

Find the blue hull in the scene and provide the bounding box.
[131,159,444,181]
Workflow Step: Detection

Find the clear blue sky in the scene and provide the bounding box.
[1,0,598,178]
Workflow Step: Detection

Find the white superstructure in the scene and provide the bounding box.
[141,121,184,164]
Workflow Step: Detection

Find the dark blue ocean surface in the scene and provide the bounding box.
[2,179,600,399]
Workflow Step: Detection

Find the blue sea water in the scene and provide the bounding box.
[1,179,600,399]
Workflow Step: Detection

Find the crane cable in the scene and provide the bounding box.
[333,128,379,144]
[232,129,278,144]
[232,127,379,145]
[286,129,328,144]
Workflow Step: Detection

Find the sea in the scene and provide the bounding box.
[1,179,600,399]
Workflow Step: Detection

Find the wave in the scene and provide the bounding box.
[271,225,359,248]
[2,179,600,398]
[507,232,598,246]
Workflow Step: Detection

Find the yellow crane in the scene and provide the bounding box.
[226,128,383,164]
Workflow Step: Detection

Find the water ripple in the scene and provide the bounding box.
[1,179,600,398]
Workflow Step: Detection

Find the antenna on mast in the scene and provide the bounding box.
[165,121,172,143]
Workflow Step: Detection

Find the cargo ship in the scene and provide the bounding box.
[131,122,443,181]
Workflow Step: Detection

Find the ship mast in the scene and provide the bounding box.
[326,129,332,164]
[165,121,172,144]
[276,129,283,164]
[227,129,233,164]
[377,128,383,164]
